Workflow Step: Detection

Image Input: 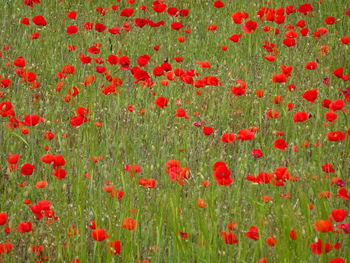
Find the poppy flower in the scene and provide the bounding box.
[283,38,296,47]
[272,73,287,83]
[53,168,67,180]
[329,100,344,111]
[220,231,238,244]
[154,96,168,109]
[266,237,277,246]
[213,0,224,8]
[95,23,106,32]
[120,8,134,17]
[242,20,257,33]
[341,36,350,44]
[7,154,20,164]
[336,188,349,200]
[0,213,8,225]
[109,240,121,256]
[322,163,335,173]
[17,222,33,233]
[302,89,318,103]
[67,11,77,20]
[314,219,334,232]
[137,55,150,67]
[237,129,254,140]
[179,9,189,17]
[324,111,337,122]
[14,57,26,67]
[203,126,214,135]
[310,238,332,255]
[66,25,78,35]
[251,149,263,158]
[170,22,183,31]
[197,199,208,208]
[213,162,234,186]
[245,226,259,240]
[92,228,107,241]
[35,181,48,189]
[274,138,287,150]
[305,61,318,70]
[121,218,137,230]
[329,258,345,263]
[20,17,30,25]
[32,16,47,26]
[174,108,190,119]
[289,229,297,240]
[221,133,235,143]
[293,111,309,122]
[229,34,242,42]
[333,67,344,78]
[331,209,347,222]
[327,131,346,141]
[324,16,336,25]
[21,163,35,175]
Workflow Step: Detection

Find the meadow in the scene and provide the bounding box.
[0,0,349,262]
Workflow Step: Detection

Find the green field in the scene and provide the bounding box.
[0,0,349,262]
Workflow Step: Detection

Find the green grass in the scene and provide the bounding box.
[0,0,349,262]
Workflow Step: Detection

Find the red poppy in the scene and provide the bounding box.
[17,221,33,233]
[229,34,242,42]
[331,209,347,222]
[289,229,297,240]
[242,20,257,33]
[272,73,287,83]
[92,229,107,241]
[324,111,337,122]
[251,149,263,158]
[274,138,287,150]
[66,25,78,35]
[20,17,30,25]
[329,258,345,263]
[220,231,238,244]
[314,219,333,232]
[203,126,214,135]
[283,38,296,47]
[53,168,66,180]
[324,16,336,25]
[322,163,335,173]
[32,16,47,26]
[121,218,137,230]
[154,96,168,109]
[266,237,277,246]
[310,238,332,255]
[327,131,346,141]
[7,154,20,164]
[329,100,344,111]
[245,226,259,240]
[213,0,224,8]
[302,89,318,103]
[174,108,190,119]
[305,61,317,70]
[109,240,121,256]
[0,213,8,225]
[14,57,26,67]
[221,133,235,143]
[21,163,35,175]
[293,111,309,122]
[336,188,349,200]
[67,11,77,20]
[120,8,134,17]
[24,114,41,126]
[95,23,106,32]
[171,22,183,31]
[237,129,254,140]
[213,162,234,186]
